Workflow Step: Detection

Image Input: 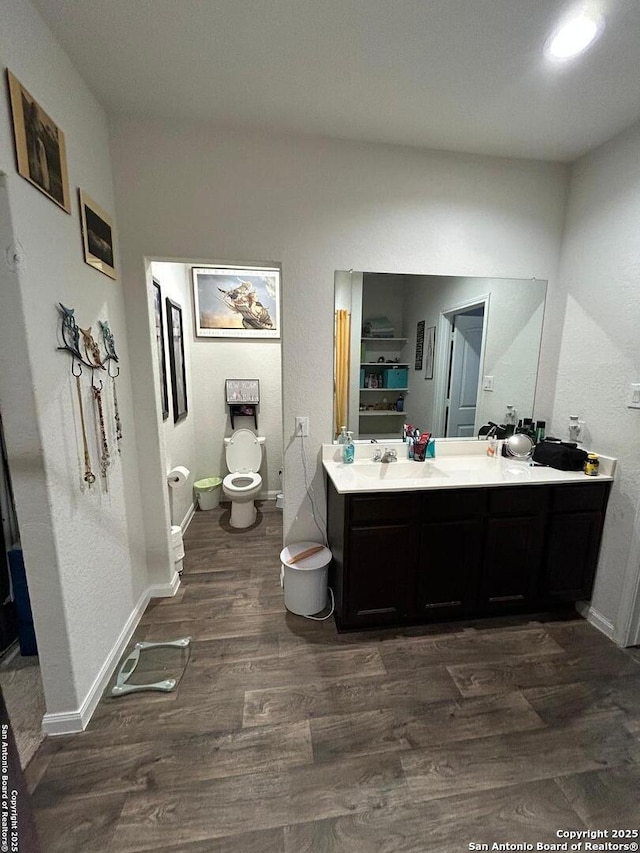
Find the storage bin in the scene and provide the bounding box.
[384,367,408,388]
[194,477,222,510]
[280,542,331,616]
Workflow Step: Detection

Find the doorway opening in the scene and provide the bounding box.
[443,303,486,437]
[148,260,284,534]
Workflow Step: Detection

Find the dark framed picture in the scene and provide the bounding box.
[78,190,116,279]
[191,266,280,338]
[6,70,71,213]
[152,279,169,420]
[425,325,436,380]
[415,320,425,370]
[166,298,188,423]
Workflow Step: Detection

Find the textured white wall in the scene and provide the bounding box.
[0,0,148,715]
[109,118,569,550]
[551,120,640,643]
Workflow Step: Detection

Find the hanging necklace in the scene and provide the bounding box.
[112,376,123,453]
[75,368,95,485]
[99,320,123,453]
[92,378,110,478]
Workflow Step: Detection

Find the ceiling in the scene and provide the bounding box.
[32,0,640,162]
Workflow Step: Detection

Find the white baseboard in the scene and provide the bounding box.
[42,572,182,736]
[575,600,617,643]
[180,502,196,533]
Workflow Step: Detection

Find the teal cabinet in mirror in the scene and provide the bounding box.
[334,271,547,441]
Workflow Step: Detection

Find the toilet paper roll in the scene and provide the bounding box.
[167,466,190,488]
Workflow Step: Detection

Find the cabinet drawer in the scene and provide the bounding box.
[551,483,608,513]
[489,486,547,515]
[349,493,418,524]
[422,488,485,520]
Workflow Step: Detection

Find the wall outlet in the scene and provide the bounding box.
[295,416,309,436]
[482,375,494,391]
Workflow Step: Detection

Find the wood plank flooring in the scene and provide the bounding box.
[28,501,640,852]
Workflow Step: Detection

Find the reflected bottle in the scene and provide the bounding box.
[504,404,517,437]
[568,415,582,444]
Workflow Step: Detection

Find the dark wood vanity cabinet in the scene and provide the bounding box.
[542,483,609,601]
[480,487,547,611]
[345,494,419,626]
[327,479,611,630]
[417,489,484,617]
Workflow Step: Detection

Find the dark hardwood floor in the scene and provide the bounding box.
[28,501,640,852]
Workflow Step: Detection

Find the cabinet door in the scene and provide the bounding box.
[418,519,483,616]
[543,511,603,601]
[481,515,544,608]
[345,523,416,627]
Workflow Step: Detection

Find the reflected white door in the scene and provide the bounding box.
[446,311,484,437]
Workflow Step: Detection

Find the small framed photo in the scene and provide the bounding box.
[152,279,169,420]
[192,266,280,338]
[78,190,116,279]
[6,70,71,213]
[166,298,188,423]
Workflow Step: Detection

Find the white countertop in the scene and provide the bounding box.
[322,439,616,495]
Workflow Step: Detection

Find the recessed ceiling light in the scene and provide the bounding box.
[545,14,603,60]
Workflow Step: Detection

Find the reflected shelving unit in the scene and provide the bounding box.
[359,337,409,441]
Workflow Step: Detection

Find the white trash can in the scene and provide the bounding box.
[194,477,222,510]
[280,542,332,616]
[171,525,185,574]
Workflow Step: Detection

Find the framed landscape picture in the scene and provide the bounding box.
[191,266,280,339]
[152,279,169,420]
[166,298,188,423]
[78,190,117,279]
[7,70,71,213]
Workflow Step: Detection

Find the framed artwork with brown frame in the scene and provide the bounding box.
[152,279,169,420]
[6,69,71,213]
[166,298,188,423]
[78,190,117,280]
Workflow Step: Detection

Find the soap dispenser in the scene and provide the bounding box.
[338,425,348,445]
[343,431,355,464]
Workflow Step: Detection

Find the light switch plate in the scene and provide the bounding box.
[483,375,494,391]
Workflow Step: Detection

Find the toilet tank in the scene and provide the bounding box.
[224,430,265,473]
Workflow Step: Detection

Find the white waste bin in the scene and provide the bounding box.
[194,477,222,510]
[280,542,331,616]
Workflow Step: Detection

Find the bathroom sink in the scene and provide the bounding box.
[350,461,448,480]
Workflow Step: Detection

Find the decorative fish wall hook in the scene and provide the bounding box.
[99,320,120,377]
[57,303,92,368]
[80,327,106,370]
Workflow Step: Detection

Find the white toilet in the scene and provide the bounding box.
[223,429,266,528]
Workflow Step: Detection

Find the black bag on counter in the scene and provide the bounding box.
[531,439,588,471]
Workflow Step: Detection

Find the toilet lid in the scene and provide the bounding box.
[225,429,262,473]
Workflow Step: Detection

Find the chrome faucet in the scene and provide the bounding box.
[381,447,398,463]
[372,447,383,462]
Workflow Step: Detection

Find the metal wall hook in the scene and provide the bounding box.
[107,360,120,378]
[91,375,103,393]
[71,360,83,377]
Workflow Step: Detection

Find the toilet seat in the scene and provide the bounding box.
[223,472,261,492]
[224,429,263,474]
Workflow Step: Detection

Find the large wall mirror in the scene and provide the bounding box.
[334,270,547,441]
